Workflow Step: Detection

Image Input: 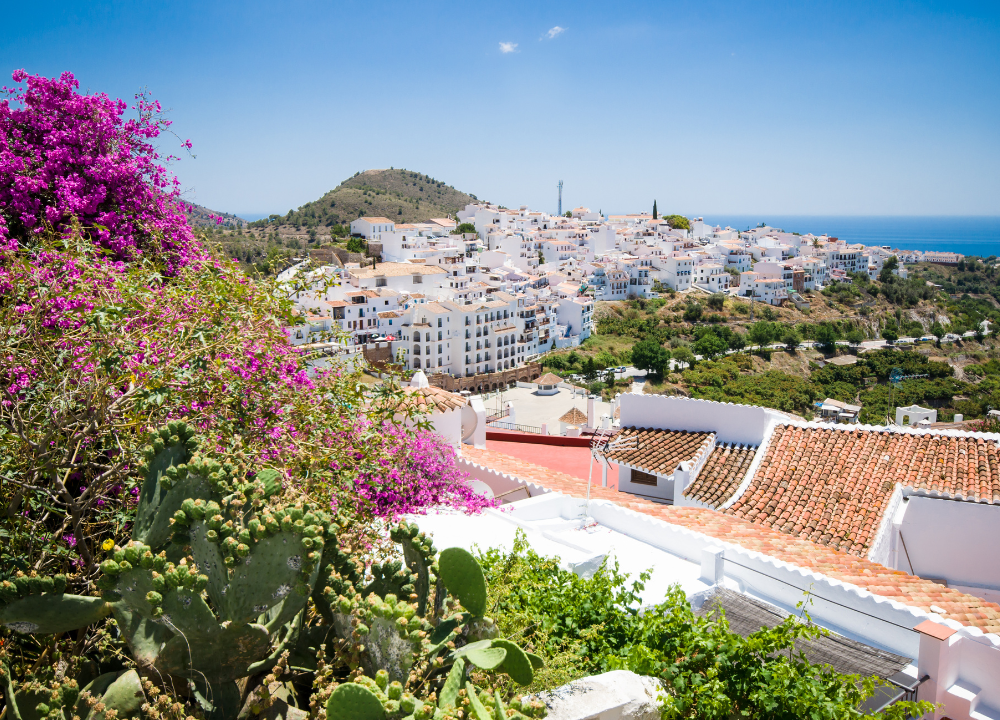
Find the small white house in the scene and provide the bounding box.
[350,216,396,240]
[896,405,937,427]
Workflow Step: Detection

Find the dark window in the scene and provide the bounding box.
[631,469,657,486]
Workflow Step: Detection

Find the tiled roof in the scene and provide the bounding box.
[728,424,1000,556]
[602,428,714,477]
[536,373,563,386]
[460,446,1000,634]
[399,386,467,413]
[558,407,588,425]
[685,443,758,508]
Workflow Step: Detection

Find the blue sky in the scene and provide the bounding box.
[3,0,999,217]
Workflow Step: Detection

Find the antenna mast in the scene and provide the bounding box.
[557,180,563,217]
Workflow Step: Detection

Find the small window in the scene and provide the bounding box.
[413,274,423,284]
[376,278,387,287]
[631,469,657,486]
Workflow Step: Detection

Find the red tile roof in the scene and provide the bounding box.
[685,443,758,508]
[728,424,1000,556]
[461,445,1000,634]
[601,428,713,477]
[558,407,588,426]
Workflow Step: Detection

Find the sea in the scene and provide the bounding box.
[699,216,1000,259]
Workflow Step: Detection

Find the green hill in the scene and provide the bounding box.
[260,168,480,229]
[184,202,248,229]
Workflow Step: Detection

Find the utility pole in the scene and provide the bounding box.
[557,180,563,217]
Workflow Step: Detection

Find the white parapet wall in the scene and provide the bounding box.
[617,393,775,446]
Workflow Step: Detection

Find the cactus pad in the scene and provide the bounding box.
[438,547,487,617]
[453,640,507,670]
[98,670,144,719]
[437,657,466,710]
[155,622,271,684]
[0,594,109,635]
[325,683,385,720]
[490,639,534,686]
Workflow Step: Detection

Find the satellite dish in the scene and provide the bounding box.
[461,403,479,441]
[467,479,495,499]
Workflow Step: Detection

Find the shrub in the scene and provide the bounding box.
[706,293,726,311]
[0,70,199,272]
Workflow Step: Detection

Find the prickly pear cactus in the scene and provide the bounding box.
[1,423,548,720]
[1,421,340,715]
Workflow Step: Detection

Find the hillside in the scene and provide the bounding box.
[196,168,480,276]
[269,168,480,228]
[183,202,248,229]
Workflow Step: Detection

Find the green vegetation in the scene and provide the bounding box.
[255,168,477,229]
[453,222,476,234]
[477,534,931,719]
[664,214,690,230]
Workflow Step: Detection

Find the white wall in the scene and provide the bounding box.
[897,496,1000,592]
[618,394,774,446]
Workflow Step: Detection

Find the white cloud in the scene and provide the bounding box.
[499,41,518,54]
[546,26,565,39]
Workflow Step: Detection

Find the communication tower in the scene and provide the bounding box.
[557,180,563,217]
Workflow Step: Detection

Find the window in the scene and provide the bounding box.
[631,469,657,486]
[376,278,387,287]
[413,274,423,284]
[438,344,442,354]
[437,318,442,327]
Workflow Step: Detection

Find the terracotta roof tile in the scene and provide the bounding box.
[397,386,467,413]
[461,446,1000,635]
[685,443,758,508]
[727,424,1000,556]
[558,407,588,425]
[602,427,714,477]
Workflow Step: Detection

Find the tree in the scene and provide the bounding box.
[631,338,671,377]
[846,328,865,347]
[706,293,726,311]
[814,322,841,353]
[604,369,617,386]
[781,329,801,351]
[930,321,946,345]
[671,345,695,369]
[747,321,781,351]
[728,331,746,352]
[452,222,476,235]
[664,214,691,231]
[881,327,899,344]
[545,355,567,371]
[346,237,366,253]
[564,211,572,218]
[879,255,899,283]
[683,302,703,322]
[652,199,658,219]
[693,332,728,360]
[583,356,598,382]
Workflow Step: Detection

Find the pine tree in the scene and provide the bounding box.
[653,200,658,219]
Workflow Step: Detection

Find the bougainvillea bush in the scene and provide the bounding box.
[0,69,489,604]
[0,70,200,272]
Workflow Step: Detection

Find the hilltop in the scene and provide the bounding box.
[183,202,248,229]
[197,168,480,276]
[266,168,480,228]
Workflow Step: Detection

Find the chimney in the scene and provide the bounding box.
[587,395,596,429]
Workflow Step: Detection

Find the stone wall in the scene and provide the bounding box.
[428,363,542,394]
